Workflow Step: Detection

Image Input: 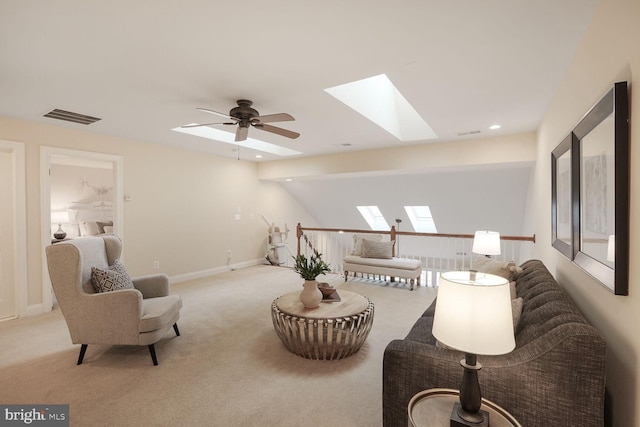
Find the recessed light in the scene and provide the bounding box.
[285,178,292,182]
[489,124,501,130]
[255,154,263,158]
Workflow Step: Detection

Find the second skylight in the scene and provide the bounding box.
[324,74,437,142]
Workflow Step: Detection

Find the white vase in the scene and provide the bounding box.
[299,279,322,308]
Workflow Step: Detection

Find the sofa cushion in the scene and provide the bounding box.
[513,260,589,346]
[96,220,113,234]
[140,295,183,333]
[344,255,421,270]
[512,297,523,329]
[361,239,394,259]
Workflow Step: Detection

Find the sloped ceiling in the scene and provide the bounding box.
[0,1,598,161]
[282,163,533,234]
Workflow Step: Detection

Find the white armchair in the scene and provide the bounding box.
[45,236,182,366]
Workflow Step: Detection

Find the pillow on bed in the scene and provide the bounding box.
[96,221,113,234]
[79,221,101,236]
[361,239,394,259]
[102,225,114,234]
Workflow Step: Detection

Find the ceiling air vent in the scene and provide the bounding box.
[43,109,101,125]
[457,130,481,136]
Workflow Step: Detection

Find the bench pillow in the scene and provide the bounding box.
[351,233,383,256]
[361,239,394,259]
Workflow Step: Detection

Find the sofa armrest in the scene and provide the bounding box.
[132,273,170,298]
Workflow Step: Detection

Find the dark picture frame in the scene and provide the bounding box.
[571,81,629,295]
[551,133,578,259]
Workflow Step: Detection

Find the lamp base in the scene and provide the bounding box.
[450,402,489,427]
[54,224,66,240]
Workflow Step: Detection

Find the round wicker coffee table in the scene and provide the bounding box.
[271,290,374,360]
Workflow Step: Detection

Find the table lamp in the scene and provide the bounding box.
[51,211,69,240]
[472,230,501,258]
[433,271,515,427]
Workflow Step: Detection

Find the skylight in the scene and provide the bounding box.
[405,206,437,233]
[172,125,302,157]
[357,206,390,231]
[324,74,437,141]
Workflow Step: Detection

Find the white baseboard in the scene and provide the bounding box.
[23,303,50,317]
[169,258,267,284]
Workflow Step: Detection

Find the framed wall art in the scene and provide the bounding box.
[551,133,577,259]
[554,81,629,295]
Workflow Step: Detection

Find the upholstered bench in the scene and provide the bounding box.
[343,234,423,290]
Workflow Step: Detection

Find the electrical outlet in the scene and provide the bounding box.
[153,261,160,269]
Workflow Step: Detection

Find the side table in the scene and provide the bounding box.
[408,388,521,427]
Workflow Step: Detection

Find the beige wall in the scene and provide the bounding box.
[533,0,640,425]
[0,116,318,311]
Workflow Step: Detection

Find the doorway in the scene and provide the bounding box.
[40,147,123,313]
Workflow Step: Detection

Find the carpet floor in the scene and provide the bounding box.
[0,264,436,427]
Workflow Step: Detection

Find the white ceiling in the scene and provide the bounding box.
[0,1,599,162]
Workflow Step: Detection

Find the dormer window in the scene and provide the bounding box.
[357,206,390,231]
[405,206,437,233]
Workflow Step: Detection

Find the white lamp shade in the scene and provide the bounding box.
[607,235,615,262]
[472,230,501,256]
[433,271,515,355]
[50,211,69,224]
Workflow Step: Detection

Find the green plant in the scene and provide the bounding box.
[292,253,331,280]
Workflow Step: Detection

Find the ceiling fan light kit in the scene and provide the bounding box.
[183,99,299,142]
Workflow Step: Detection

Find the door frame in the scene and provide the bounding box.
[0,139,27,320]
[40,147,124,313]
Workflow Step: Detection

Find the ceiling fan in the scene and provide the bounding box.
[182,99,300,142]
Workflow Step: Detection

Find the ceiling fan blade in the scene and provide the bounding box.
[254,113,295,123]
[235,126,249,142]
[254,123,300,139]
[197,107,234,120]
[181,122,235,128]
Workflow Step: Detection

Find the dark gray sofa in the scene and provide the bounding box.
[383,259,606,427]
